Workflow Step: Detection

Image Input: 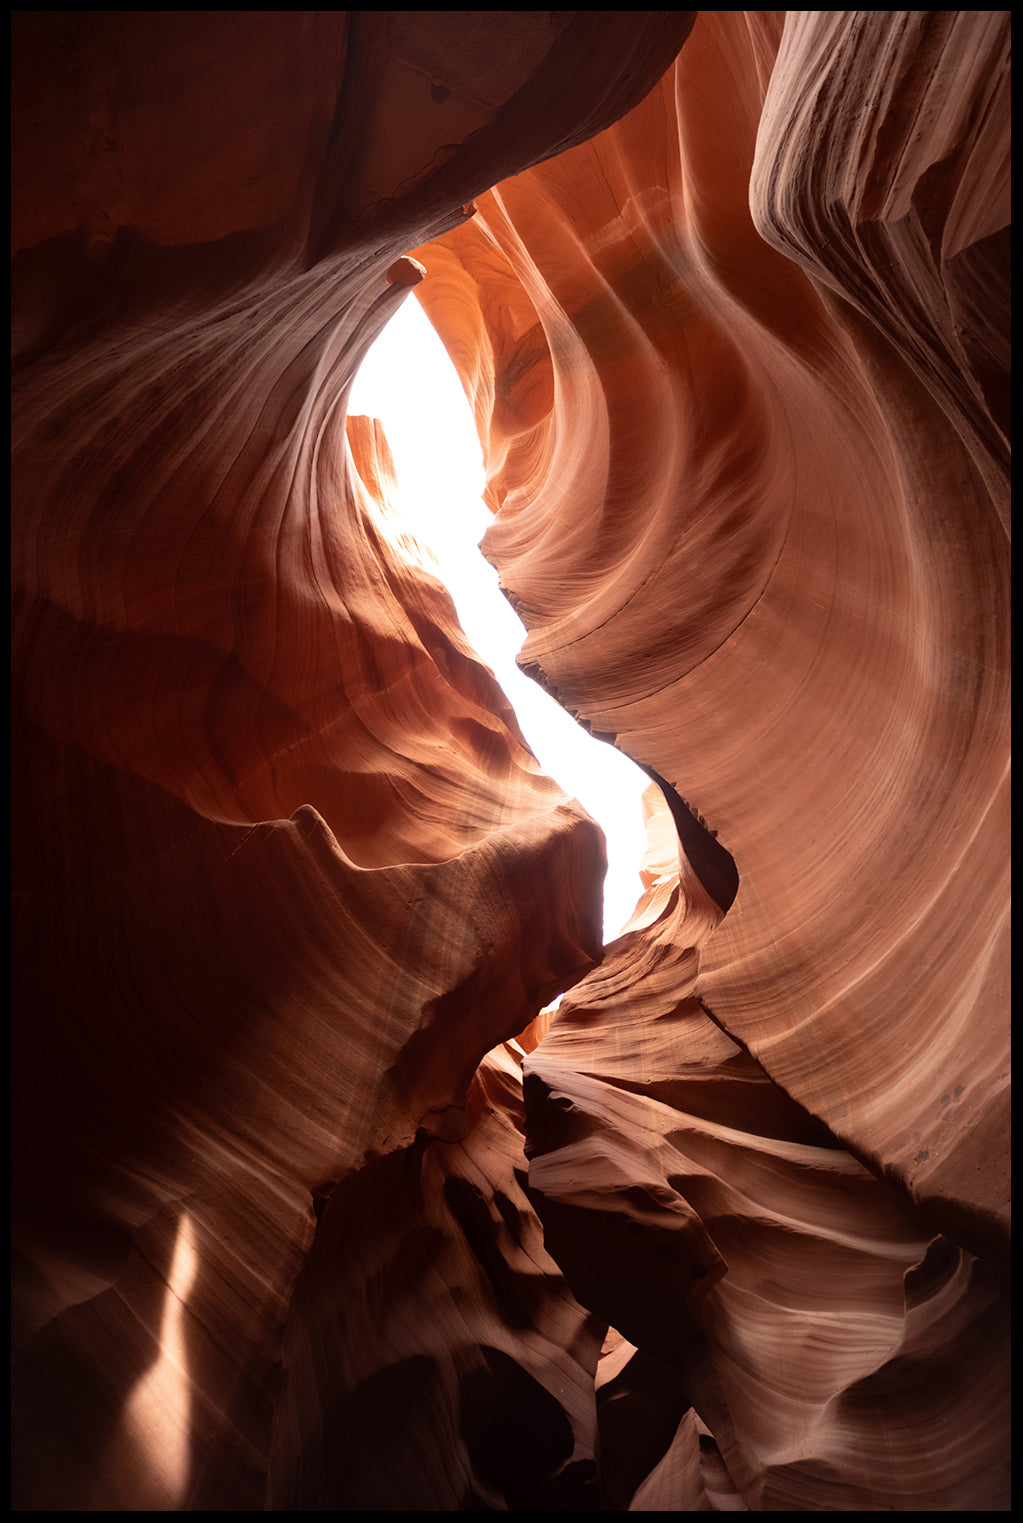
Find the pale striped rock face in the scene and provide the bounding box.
[11,11,1008,1513]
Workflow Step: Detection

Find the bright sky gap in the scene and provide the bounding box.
[349,296,650,943]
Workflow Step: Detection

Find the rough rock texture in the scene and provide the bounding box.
[11,10,1009,1513]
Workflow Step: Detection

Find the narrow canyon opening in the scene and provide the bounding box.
[349,293,652,945]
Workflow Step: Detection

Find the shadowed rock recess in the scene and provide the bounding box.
[11,11,1009,1512]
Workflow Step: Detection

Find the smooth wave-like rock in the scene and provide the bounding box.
[523,888,1008,1509]
[12,9,1009,1513]
[411,8,1009,1508]
[12,11,691,1509]
[414,8,1009,1265]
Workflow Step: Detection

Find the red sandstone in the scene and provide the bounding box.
[11,11,1009,1511]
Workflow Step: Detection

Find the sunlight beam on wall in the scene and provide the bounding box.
[124,1210,199,1508]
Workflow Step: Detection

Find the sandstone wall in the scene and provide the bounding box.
[11,11,1008,1510]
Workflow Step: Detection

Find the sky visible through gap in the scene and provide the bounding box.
[348,296,650,944]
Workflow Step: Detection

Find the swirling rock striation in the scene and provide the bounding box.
[11,10,690,1509]
[413,7,1010,1509]
[11,8,1009,1513]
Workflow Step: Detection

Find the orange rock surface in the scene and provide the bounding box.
[11,10,1009,1512]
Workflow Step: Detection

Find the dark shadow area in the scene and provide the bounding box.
[595,1347,691,1512]
[640,765,739,914]
[459,1344,597,1512]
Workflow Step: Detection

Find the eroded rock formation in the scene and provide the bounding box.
[11,10,1009,1512]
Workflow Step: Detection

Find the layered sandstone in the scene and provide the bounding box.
[11,10,1009,1512]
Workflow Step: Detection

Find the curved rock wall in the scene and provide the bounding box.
[413,8,1010,1509]
[12,10,1008,1512]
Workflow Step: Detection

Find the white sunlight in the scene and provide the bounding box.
[349,295,649,943]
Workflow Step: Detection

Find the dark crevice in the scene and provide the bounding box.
[639,765,739,914]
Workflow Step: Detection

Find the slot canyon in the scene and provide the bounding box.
[11,10,1010,1513]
